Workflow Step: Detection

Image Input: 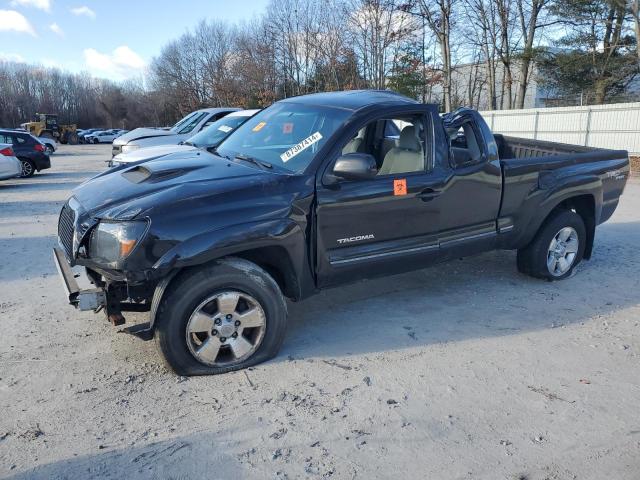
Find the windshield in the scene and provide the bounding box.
[187,115,251,148]
[177,112,208,134]
[170,111,205,133]
[216,103,350,173]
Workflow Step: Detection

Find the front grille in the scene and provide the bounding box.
[58,202,75,260]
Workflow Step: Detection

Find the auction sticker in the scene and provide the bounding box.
[394,178,407,196]
[218,125,233,133]
[282,122,294,134]
[280,132,323,162]
[252,122,267,132]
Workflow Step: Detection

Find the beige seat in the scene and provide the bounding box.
[342,128,366,155]
[378,126,423,175]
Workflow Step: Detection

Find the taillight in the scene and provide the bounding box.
[0,147,14,156]
[34,143,45,152]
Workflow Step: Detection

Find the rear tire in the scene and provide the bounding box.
[66,133,78,145]
[44,145,54,155]
[19,159,35,178]
[154,257,288,376]
[517,209,586,280]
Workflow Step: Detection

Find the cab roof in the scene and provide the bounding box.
[281,90,421,111]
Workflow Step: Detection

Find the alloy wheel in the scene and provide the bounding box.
[21,160,33,177]
[547,227,579,276]
[185,291,266,366]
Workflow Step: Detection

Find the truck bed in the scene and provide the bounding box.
[494,135,598,160]
[494,134,630,242]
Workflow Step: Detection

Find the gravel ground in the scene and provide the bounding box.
[1,144,639,480]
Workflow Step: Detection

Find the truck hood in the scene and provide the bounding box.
[72,150,275,220]
[113,127,176,146]
[112,144,197,164]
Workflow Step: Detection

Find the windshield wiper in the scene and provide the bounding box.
[234,154,273,170]
[182,140,194,147]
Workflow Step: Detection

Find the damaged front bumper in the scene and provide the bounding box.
[53,247,106,311]
[53,247,156,340]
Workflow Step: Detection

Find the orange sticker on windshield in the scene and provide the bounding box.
[252,121,267,132]
[394,179,407,196]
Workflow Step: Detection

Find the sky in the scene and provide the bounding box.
[0,0,269,81]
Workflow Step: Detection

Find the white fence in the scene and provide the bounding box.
[480,102,640,155]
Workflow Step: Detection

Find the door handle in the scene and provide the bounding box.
[417,188,441,201]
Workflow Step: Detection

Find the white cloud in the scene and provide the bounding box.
[10,0,51,11]
[49,22,63,36]
[0,10,36,36]
[0,52,26,63]
[70,5,95,18]
[84,45,146,80]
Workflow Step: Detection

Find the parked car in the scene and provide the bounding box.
[0,129,50,177]
[0,143,22,180]
[111,108,238,157]
[107,109,259,167]
[78,129,101,144]
[85,131,121,144]
[38,136,56,154]
[52,90,630,376]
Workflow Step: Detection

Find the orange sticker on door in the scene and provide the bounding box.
[394,178,407,196]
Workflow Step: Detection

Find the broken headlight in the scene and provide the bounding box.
[88,220,148,266]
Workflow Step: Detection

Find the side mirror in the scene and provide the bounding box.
[329,153,378,182]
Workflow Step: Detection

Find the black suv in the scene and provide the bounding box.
[0,129,51,177]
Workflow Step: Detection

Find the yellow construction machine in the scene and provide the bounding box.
[21,113,79,144]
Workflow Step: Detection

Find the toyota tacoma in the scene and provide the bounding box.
[53,90,630,375]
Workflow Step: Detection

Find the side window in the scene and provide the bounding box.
[448,121,484,168]
[340,115,428,176]
[14,135,26,145]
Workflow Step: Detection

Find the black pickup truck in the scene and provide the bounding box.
[53,90,630,375]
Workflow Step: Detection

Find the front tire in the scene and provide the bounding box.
[517,209,586,280]
[154,257,287,375]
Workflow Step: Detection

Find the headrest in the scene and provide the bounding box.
[399,126,420,151]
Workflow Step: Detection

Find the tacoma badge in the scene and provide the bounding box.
[337,234,375,244]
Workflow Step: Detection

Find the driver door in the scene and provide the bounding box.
[315,110,449,287]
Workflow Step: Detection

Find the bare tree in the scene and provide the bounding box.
[347,0,416,89]
[463,0,500,109]
[415,0,458,111]
[514,0,553,108]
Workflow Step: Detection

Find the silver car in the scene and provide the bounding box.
[108,109,259,168]
[111,107,238,157]
[0,143,22,180]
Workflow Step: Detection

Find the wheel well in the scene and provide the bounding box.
[232,246,299,300]
[552,194,596,259]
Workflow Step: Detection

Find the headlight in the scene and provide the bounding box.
[121,144,140,153]
[89,220,148,266]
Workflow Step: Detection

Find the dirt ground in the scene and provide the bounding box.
[1,144,639,480]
